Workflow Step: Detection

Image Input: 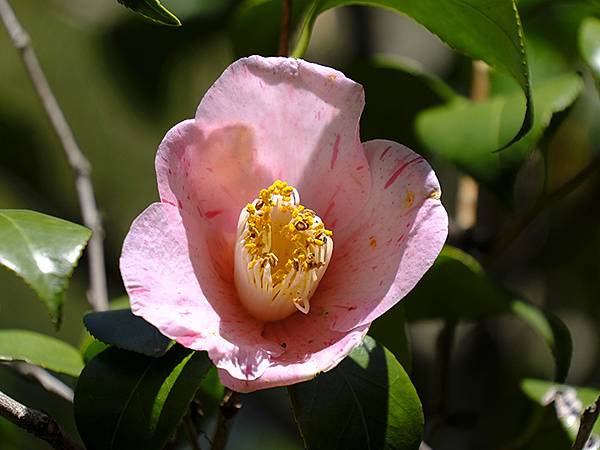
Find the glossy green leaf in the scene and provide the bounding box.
[0,329,83,377]
[75,346,211,450]
[416,73,583,203]
[234,0,533,147]
[289,335,423,450]
[0,209,91,325]
[580,17,600,91]
[84,309,173,357]
[117,0,181,26]
[404,246,572,381]
[522,379,600,440]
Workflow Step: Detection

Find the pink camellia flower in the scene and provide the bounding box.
[120,56,448,392]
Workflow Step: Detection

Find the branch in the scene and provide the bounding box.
[278,0,292,56]
[0,0,108,311]
[0,390,83,450]
[454,60,489,232]
[211,389,241,450]
[7,363,74,403]
[572,395,600,450]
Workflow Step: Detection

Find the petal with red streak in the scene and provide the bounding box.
[313,140,448,332]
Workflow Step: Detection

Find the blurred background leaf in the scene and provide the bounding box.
[0,329,83,377]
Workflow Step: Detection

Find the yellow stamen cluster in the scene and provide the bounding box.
[243,180,333,286]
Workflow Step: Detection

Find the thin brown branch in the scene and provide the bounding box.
[572,395,600,450]
[211,389,241,450]
[0,390,83,450]
[278,0,292,56]
[455,60,490,231]
[184,412,203,450]
[0,0,108,311]
[7,363,74,403]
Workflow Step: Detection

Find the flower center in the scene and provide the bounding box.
[234,180,333,322]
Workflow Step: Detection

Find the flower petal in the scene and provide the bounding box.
[120,202,282,380]
[218,313,369,393]
[155,119,273,236]
[195,56,371,230]
[313,140,448,332]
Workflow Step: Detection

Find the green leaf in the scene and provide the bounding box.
[117,0,181,26]
[416,73,583,203]
[84,309,173,357]
[522,379,600,440]
[510,301,572,383]
[404,246,572,381]
[75,346,211,450]
[368,303,412,372]
[234,0,533,147]
[403,246,508,321]
[289,336,423,450]
[0,329,84,377]
[580,17,600,91]
[0,209,91,325]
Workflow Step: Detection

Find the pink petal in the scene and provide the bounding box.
[218,312,369,393]
[195,56,371,231]
[155,119,273,237]
[120,202,282,380]
[313,140,448,332]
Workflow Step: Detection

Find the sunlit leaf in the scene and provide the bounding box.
[580,17,600,92]
[74,346,211,450]
[0,329,84,377]
[117,0,181,26]
[84,309,173,357]
[289,336,423,450]
[416,73,583,203]
[0,209,91,325]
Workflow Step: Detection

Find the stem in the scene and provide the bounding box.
[0,390,83,450]
[572,395,600,450]
[211,389,241,450]
[0,0,108,312]
[455,60,489,231]
[184,412,202,450]
[278,0,292,56]
[7,363,74,403]
[435,320,457,415]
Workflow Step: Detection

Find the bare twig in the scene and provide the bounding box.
[572,395,600,450]
[6,363,74,403]
[0,390,83,450]
[184,412,203,450]
[278,0,292,56]
[212,389,241,450]
[454,60,489,231]
[0,0,108,311]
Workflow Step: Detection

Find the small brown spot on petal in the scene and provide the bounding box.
[429,189,442,200]
[405,190,415,208]
[369,236,377,248]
